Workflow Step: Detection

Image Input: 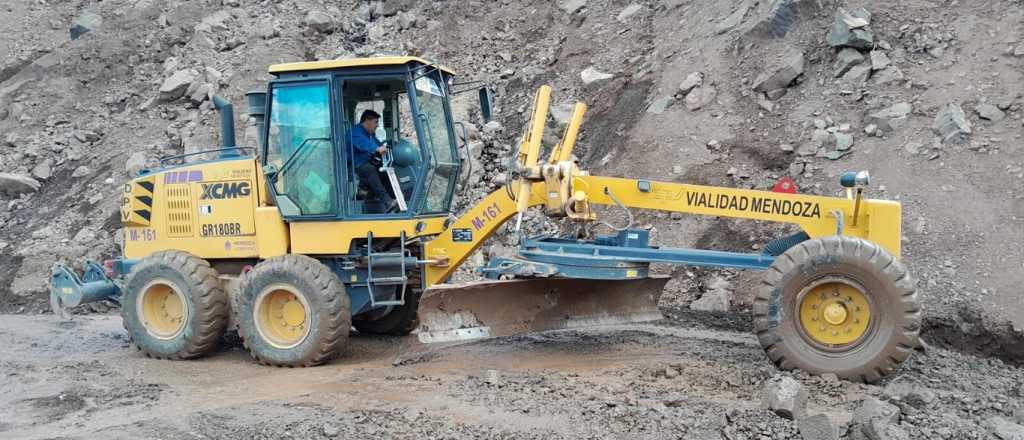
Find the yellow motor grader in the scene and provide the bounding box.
[50,57,920,382]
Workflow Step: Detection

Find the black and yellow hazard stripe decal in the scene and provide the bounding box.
[121,177,156,226]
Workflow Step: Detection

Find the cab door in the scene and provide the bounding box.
[263,80,341,218]
[409,72,461,214]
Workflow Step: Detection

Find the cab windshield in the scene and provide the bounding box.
[413,74,459,214]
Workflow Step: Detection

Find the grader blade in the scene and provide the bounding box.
[415,276,668,343]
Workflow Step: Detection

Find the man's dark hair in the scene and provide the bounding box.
[360,109,381,123]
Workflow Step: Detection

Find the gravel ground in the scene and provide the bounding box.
[2,313,1023,439]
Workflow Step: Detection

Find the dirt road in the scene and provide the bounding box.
[1,314,1021,439]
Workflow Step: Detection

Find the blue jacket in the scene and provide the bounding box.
[349,124,382,168]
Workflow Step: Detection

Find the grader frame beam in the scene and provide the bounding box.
[422,86,900,286]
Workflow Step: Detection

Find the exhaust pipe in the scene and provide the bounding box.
[213,96,239,158]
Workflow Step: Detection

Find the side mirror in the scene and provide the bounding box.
[478,87,493,123]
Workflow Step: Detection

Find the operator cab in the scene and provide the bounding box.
[255,57,462,219]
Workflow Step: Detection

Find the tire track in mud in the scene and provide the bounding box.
[664,304,1024,369]
[3,313,1024,439]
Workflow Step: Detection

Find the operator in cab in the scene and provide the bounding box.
[349,110,396,211]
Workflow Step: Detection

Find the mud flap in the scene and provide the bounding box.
[415,276,669,343]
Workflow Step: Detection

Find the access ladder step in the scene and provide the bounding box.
[369,252,405,259]
[368,276,408,285]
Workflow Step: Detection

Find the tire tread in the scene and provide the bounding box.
[752,235,920,383]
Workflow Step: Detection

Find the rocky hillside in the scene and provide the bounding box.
[1,0,1023,359]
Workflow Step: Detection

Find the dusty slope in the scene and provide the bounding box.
[0,0,1022,369]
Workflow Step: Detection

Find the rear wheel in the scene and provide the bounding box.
[121,251,228,359]
[753,236,920,383]
[237,255,350,367]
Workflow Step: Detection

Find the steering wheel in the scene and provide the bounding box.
[369,142,390,168]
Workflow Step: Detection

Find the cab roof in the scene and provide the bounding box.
[268,56,456,75]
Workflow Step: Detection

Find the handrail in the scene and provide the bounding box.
[453,121,472,190]
[158,147,255,165]
[278,137,330,178]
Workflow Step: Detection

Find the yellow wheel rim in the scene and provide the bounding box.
[138,279,188,340]
[254,285,311,349]
[798,279,872,347]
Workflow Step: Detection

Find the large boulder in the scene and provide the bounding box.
[833,132,854,152]
[646,96,675,114]
[841,64,873,86]
[883,382,937,410]
[745,0,825,39]
[861,419,910,440]
[827,8,874,49]
[690,277,731,312]
[798,414,839,440]
[975,103,1006,122]
[753,47,805,97]
[834,48,865,78]
[125,151,148,177]
[762,375,807,420]
[558,0,587,14]
[186,83,214,106]
[984,417,1024,440]
[3,132,18,148]
[616,3,643,22]
[690,288,729,312]
[159,69,199,102]
[870,50,891,70]
[74,130,102,143]
[31,160,53,181]
[715,2,753,35]
[679,72,704,94]
[70,11,103,40]
[195,10,232,34]
[397,11,418,30]
[580,67,614,85]
[255,19,281,39]
[684,85,716,111]
[0,173,42,198]
[871,66,905,86]
[932,103,972,144]
[305,10,336,34]
[865,102,912,133]
[852,397,900,426]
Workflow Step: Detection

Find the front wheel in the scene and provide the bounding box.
[353,289,421,336]
[236,255,350,367]
[753,236,921,383]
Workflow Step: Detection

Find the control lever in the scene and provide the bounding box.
[379,145,409,212]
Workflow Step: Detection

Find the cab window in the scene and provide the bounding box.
[266,82,338,216]
[342,79,422,215]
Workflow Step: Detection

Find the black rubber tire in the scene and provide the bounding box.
[753,236,921,383]
[121,251,229,359]
[236,255,350,367]
[352,290,421,336]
